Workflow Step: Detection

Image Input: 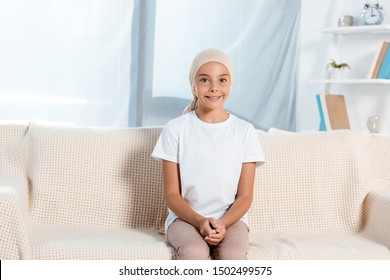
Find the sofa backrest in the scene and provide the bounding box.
[3,124,381,233]
[368,134,390,182]
[11,125,166,229]
[0,125,29,177]
[248,129,371,233]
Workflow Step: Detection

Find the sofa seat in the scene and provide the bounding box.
[31,226,390,260]
[248,232,390,260]
[29,225,173,260]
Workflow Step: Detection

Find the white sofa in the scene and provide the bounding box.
[0,124,389,260]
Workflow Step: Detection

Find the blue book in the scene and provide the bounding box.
[316,94,326,131]
[377,47,390,79]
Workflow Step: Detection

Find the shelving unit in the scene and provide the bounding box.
[311,25,390,85]
[311,22,390,134]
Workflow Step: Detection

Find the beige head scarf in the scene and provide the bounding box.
[183,48,233,114]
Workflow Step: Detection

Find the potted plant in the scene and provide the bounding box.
[326,59,351,79]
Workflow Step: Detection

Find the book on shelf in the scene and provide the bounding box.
[377,42,390,79]
[316,94,350,130]
[367,41,388,78]
[315,94,326,131]
[316,94,331,130]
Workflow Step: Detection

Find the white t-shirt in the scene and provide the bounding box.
[152,111,265,233]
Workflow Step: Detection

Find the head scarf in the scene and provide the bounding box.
[183,48,233,114]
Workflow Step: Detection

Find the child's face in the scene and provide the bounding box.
[194,61,231,112]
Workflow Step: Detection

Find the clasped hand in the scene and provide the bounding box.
[199,218,226,246]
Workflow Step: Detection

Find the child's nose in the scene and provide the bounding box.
[210,84,219,92]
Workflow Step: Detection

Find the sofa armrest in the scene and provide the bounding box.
[0,177,31,259]
[362,189,390,248]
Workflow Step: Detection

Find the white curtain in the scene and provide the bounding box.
[0,0,132,127]
[0,0,300,131]
[134,0,301,131]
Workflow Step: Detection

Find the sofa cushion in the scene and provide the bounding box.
[29,224,173,260]
[249,129,370,233]
[21,125,166,229]
[247,232,390,260]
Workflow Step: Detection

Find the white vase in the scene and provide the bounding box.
[326,68,347,79]
[367,116,380,133]
[332,69,344,79]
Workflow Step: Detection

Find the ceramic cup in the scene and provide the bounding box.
[338,15,354,27]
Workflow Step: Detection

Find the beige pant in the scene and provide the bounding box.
[167,218,249,260]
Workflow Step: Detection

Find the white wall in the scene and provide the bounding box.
[299,0,390,134]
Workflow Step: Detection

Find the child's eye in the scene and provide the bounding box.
[200,78,208,83]
[220,78,227,83]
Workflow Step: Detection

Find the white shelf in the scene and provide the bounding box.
[310,79,390,84]
[320,25,390,34]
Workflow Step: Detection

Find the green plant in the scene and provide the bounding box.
[326,59,351,70]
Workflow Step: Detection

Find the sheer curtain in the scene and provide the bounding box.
[135,0,301,131]
[0,0,300,130]
[0,0,133,127]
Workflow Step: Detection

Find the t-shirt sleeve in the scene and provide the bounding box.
[151,122,179,163]
[243,125,265,167]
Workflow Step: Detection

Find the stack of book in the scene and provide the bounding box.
[316,94,350,131]
[367,40,390,79]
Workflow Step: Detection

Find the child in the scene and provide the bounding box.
[152,49,265,260]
